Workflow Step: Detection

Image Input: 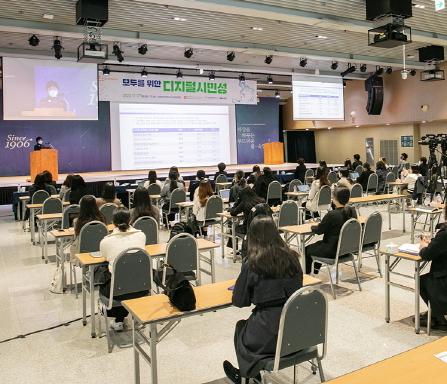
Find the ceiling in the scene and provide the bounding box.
[0,0,446,77]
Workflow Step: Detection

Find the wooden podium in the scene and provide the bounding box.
[263,142,284,164]
[30,149,59,181]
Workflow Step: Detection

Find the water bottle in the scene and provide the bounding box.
[17,183,21,192]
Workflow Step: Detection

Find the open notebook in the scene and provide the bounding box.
[398,243,421,256]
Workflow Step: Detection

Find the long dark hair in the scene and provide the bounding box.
[333,187,355,220]
[70,175,86,191]
[33,173,46,190]
[148,170,158,185]
[238,186,264,205]
[102,182,116,201]
[198,180,213,207]
[113,209,131,232]
[168,171,179,193]
[42,170,53,184]
[247,216,302,279]
[63,174,74,188]
[315,166,330,187]
[131,187,156,222]
[75,195,106,236]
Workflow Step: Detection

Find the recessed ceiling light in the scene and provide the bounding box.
[328,126,332,130]
[422,120,427,123]
[355,125,360,128]
[305,128,309,131]
[316,35,328,39]
[42,13,54,20]
[173,17,187,21]
[414,4,425,9]
[251,27,263,31]
[407,54,415,59]
[386,123,391,126]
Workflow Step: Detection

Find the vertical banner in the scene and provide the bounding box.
[365,137,375,165]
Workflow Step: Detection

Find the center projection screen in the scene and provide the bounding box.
[111,103,238,170]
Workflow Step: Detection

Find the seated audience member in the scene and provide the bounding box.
[230,187,264,236]
[337,169,353,190]
[418,207,447,329]
[419,157,429,177]
[188,170,206,201]
[246,174,256,188]
[319,160,328,174]
[403,165,422,196]
[294,158,307,183]
[305,187,357,274]
[59,174,74,200]
[230,171,246,203]
[130,186,160,224]
[214,162,228,181]
[251,165,261,180]
[398,153,410,175]
[97,182,122,208]
[164,166,184,184]
[99,209,147,331]
[379,157,389,169]
[28,173,56,198]
[352,154,363,170]
[161,171,184,221]
[254,167,277,201]
[344,159,353,171]
[69,175,89,204]
[376,160,389,193]
[357,163,374,192]
[42,170,57,190]
[193,180,214,234]
[223,215,303,383]
[304,166,330,215]
[144,170,162,189]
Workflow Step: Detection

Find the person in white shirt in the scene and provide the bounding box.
[143,170,163,189]
[337,169,353,191]
[403,165,422,195]
[193,180,214,235]
[99,209,147,331]
[304,167,330,215]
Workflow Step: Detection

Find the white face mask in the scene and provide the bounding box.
[38,140,43,145]
[48,89,58,98]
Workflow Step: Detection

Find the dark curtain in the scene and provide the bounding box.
[286,131,316,163]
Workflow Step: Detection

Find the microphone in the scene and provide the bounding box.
[45,142,54,149]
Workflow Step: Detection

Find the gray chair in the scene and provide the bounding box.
[360,212,383,277]
[391,166,399,178]
[215,174,228,193]
[327,171,338,185]
[99,203,118,225]
[98,247,152,352]
[42,197,63,214]
[200,195,224,240]
[133,216,159,245]
[278,200,299,228]
[62,189,71,202]
[147,183,162,196]
[310,218,362,299]
[163,188,186,227]
[385,172,396,194]
[260,287,327,384]
[350,183,363,198]
[315,185,332,218]
[355,165,363,174]
[31,190,50,204]
[366,173,378,196]
[62,204,80,229]
[288,179,302,192]
[266,181,282,206]
[305,169,314,185]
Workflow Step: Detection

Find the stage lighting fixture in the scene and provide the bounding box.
[410,69,417,76]
[28,34,40,47]
[341,63,356,77]
[275,90,280,99]
[331,61,338,70]
[141,68,148,78]
[267,75,273,84]
[184,48,193,58]
[360,64,367,73]
[138,44,148,55]
[264,55,273,65]
[176,69,183,78]
[239,73,246,83]
[299,58,308,67]
[208,71,215,81]
[112,44,124,62]
[386,66,393,74]
[102,66,110,76]
[52,38,63,60]
[227,51,235,61]
[375,66,384,75]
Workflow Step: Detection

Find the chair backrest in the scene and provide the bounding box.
[147,183,162,196]
[99,203,118,225]
[385,172,396,184]
[288,179,302,192]
[317,185,332,208]
[362,212,382,248]
[109,247,152,303]
[42,197,63,214]
[272,287,328,372]
[366,173,378,194]
[215,174,227,184]
[78,221,109,253]
[350,183,363,198]
[204,195,224,221]
[305,169,314,179]
[278,200,299,227]
[169,188,186,211]
[62,204,80,229]
[166,233,198,273]
[336,218,362,261]
[327,171,338,185]
[133,216,159,245]
[355,165,363,174]
[62,189,71,202]
[267,180,282,202]
[31,190,50,204]
[391,166,399,178]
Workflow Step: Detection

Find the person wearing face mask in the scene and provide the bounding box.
[34,137,46,151]
[39,81,69,111]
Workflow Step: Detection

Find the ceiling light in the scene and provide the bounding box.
[173,17,187,21]
[267,75,273,84]
[414,4,425,9]
[299,58,308,67]
[386,66,393,74]
[316,35,328,39]
[341,63,356,77]
[386,123,391,126]
[410,69,417,76]
[264,55,273,65]
[141,68,148,78]
[331,61,338,70]
[251,27,263,31]
[28,34,40,47]
[176,69,183,78]
[360,64,367,73]
[199,68,204,75]
[328,127,332,130]
[355,125,360,128]
[422,120,427,123]
[407,54,416,59]
[343,80,347,87]
[305,128,309,131]
[226,51,235,62]
[375,66,384,75]
[184,48,193,59]
[112,43,124,62]
[138,44,148,55]
[102,66,110,76]
[239,73,246,83]
[42,13,54,20]
[52,37,63,60]
[275,90,280,99]
[208,71,215,81]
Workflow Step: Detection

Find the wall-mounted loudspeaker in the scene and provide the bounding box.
[365,75,384,115]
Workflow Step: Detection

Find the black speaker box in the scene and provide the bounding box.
[365,75,384,115]
[366,0,412,21]
[76,0,108,26]
[419,46,445,62]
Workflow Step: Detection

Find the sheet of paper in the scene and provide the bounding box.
[435,351,447,363]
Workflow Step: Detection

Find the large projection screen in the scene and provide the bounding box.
[110,103,237,170]
[3,57,98,120]
[292,75,345,121]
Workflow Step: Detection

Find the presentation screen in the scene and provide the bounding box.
[111,103,237,170]
[2,57,98,120]
[292,76,344,121]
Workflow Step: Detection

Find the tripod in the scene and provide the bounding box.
[427,148,447,204]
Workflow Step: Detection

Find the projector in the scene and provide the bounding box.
[368,23,412,48]
[77,42,108,63]
[420,69,445,82]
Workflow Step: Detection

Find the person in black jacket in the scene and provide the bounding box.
[230,170,246,203]
[352,154,363,170]
[214,162,228,181]
[294,158,307,183]
[418,214,447,329]
[188,169,206,201]
[223,215,303,383]
[254,167,277,201]
[69,175,89,204]
[28,173,57,197]
[305,187,357,274]
[230,187,264,235]
[357,163,374,192]
[419,156,429,178]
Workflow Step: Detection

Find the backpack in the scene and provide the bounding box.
[169,222,192,240]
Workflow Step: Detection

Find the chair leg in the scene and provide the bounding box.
[317,358,326,382]
[427,301,432,336]
[73,264,79,299]
[352,260,362,291]
[293,364,297,384]
[375,248,383,278]
[104,313,113,353]
[326,265,336,299]
[335,265,339,285]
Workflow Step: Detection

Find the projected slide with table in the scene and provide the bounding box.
[111,103,237,170]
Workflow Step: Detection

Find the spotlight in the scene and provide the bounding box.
[341,63,356,77]
[331,61,338,70]
[264,55,273,65]
[227,51,235,62]
[176,69,183,78]
[386,66,393,75]
[275,90,280,99]
[141,68,148,78]
[360,64,367,73]
[343,80,347,87]
[267,75,273,84]
[410,69,417,76]
[375,66,384,75]
[28,34,40,47]
[299,58,308,67]
[102,66,110,76]
[208,71,215,81]
[239,73,246,83]
[52,37,63,60]
[112,44,124,62]
[138,44,148,55]
[184,48,193,58]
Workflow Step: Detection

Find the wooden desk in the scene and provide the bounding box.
[407,206,444,243]
[386,181,408,195]
[176,201,194,220]
[123,275,321,384]
[326,337,447,384]
[36,213,63,263]
[285,191,309,202]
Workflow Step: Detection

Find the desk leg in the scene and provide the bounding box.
[385,253,390,323]
[220,217,225,258]
[132,317,140,384]
[43,220,48,263]
[300,234,306,274]
[150,323,158,384]
[59,239,66,291]
[89,265,96,338]
[402,198,406,233]
[411,212,415,244]
[82,266,87,326]
[31,209,36,244]
[388,201,392,231]
[415,261,421,334]
[232,219,237,263]
[21,200,26,230]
